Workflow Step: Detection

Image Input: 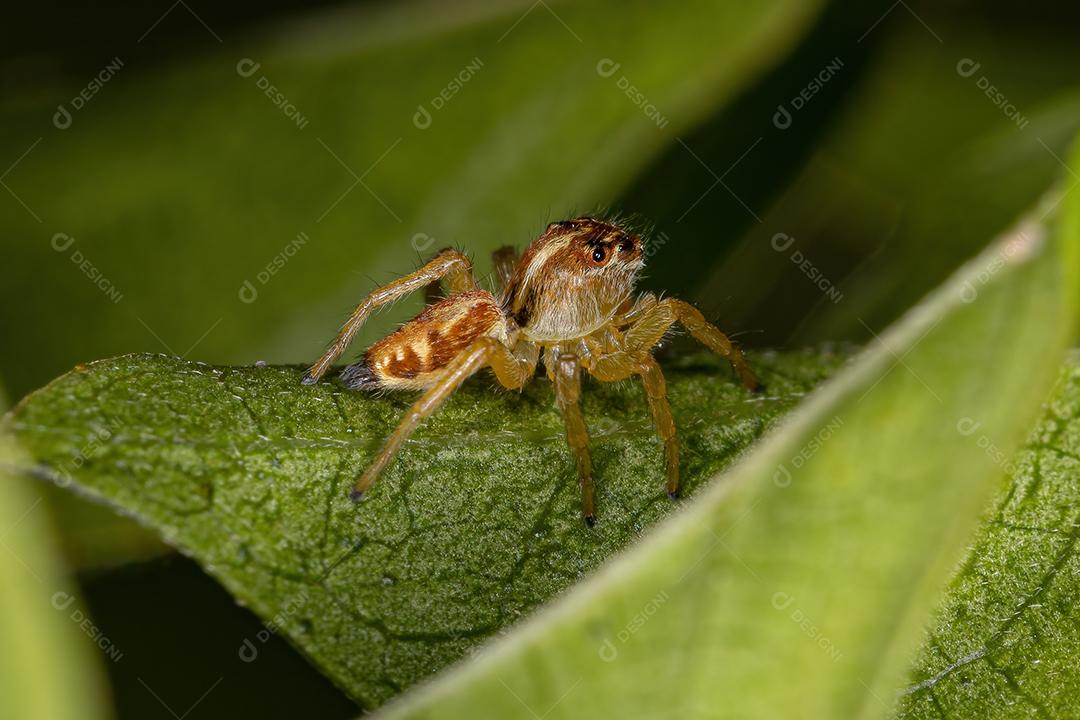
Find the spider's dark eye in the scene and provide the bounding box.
[592,247,607,264]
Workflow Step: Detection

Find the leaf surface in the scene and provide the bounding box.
[3,349,840,708]
[897,354,1080,718]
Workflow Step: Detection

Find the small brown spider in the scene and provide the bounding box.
[302,217,759,524]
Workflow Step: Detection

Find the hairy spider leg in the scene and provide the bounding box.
[613,296,759,391]
[351,336,538,499]
[551,351,596,525]
[304,248,480,385]
[587,296,757,498]
[585,335,683,498]
[491,245,519,291]
[638,356,680,498]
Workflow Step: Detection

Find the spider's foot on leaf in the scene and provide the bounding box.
[300,371,317,386]
[350,488,366,502]
[667,489,681,501]
[584,514,596,528]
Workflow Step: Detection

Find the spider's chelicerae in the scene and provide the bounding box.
[302,217,759,524]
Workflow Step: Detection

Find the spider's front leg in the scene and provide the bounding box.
[303,248,479,384]
[587,346,682,498]
[617,295,759,391]
[550,350,596,526]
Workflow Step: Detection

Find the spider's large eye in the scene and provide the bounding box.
[589,246,610,266]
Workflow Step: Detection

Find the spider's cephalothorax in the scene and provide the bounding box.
[501,218,644,340]
[302,216,759,524]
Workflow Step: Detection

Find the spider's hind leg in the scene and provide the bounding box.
[350,335,538,499]
[351,337,496,499]
[303,248,479,385]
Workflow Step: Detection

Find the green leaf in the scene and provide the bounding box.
[0,422,110,718]
[2,349,842,709]
[367,184,1079,715]
[897,354,1080,719]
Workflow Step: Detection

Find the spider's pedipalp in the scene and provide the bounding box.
[350,335,539,498]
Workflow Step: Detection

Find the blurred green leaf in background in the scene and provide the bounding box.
[0,401,110,720]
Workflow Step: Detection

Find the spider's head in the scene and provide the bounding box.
[502,217,645,340]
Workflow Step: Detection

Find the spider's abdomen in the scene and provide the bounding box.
[342,290,507,391]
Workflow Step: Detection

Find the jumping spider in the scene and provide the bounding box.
[302,217,759,525]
